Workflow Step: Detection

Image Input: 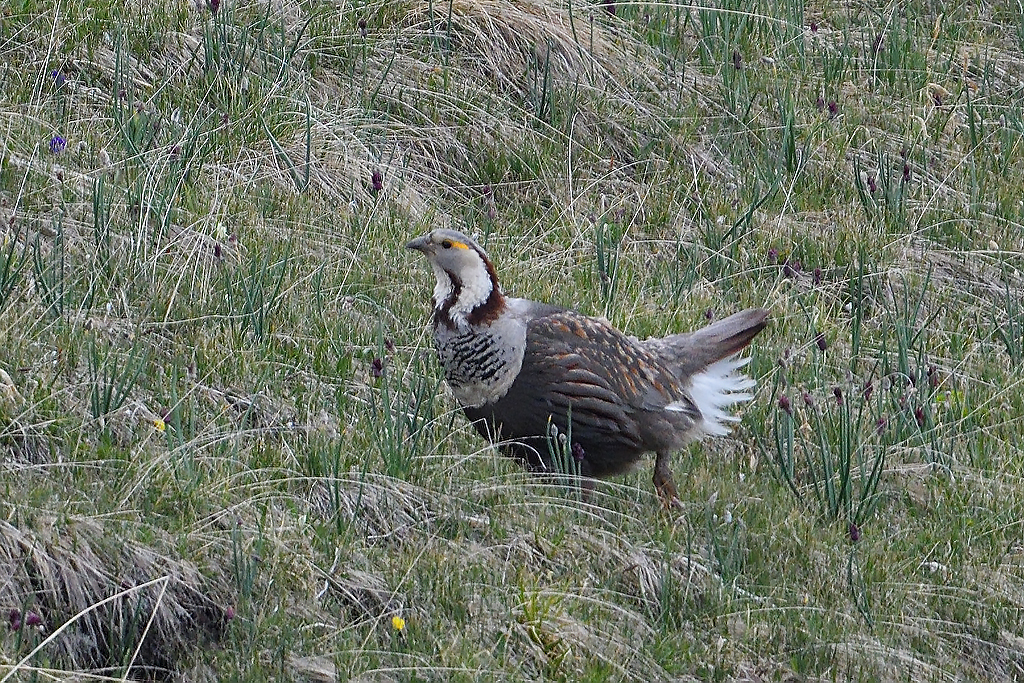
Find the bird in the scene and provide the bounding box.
[406,228,768,506]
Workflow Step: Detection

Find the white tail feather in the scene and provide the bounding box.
[688,355,756,437]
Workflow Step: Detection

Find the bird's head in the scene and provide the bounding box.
[406,229,505,327]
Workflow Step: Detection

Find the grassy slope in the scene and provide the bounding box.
[1,0,1024,680]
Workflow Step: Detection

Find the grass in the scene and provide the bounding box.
[2,0,1024,680]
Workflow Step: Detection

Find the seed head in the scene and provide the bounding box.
[778,394,792,416]
[571,442,585,462]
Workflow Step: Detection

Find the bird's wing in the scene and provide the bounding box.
[503,310,697,440]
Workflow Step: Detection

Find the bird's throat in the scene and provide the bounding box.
[434,260,505,328]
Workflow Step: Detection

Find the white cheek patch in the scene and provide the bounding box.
[429,250,494,323]
[431,262,453,308]
[448,260,493,321]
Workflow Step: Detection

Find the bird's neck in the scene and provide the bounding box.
[433,260,506,328]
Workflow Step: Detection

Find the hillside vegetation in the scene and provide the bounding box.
[2,0,1024,680]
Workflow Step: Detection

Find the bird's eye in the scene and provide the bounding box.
[441,239,453,249]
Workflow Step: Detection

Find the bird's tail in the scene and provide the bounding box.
[647,307,768,436]
[689,355,757,436]
[643,308,769,377]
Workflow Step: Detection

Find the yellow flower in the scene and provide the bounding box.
[153,418,166,432]
[391,615,405,632]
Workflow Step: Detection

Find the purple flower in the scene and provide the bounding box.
[862,382,874,401]
[778,395,792,416]
[358,17,367,38]
[704,308,714,321]
[51,70,66,87]
[571,442,585,462]
[849,522,860,542]
[827,100,838,117]
[209,0,220,14]
[814,332,827,352]
[370,169,384,195]
[810,21,818,33]
[833,387,844,406]
[802,391,814,408]
[225,605,236,621]
[783,259,801,278]
[867,174,877,193]
[732,50,743,70]
[24,611,42,628]
[902,162,911,183]
[813,267,823,285]
[875,416,887,434]
[914,406,926,428]
[49,135,67,154]
[767,247,779,264]
[371,357,384,379]
[8,609,20,630]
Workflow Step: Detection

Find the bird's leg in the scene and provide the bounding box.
[653,451,683,509]
[578,476,596,505]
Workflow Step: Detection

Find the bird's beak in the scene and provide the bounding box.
[406,235,431,253]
